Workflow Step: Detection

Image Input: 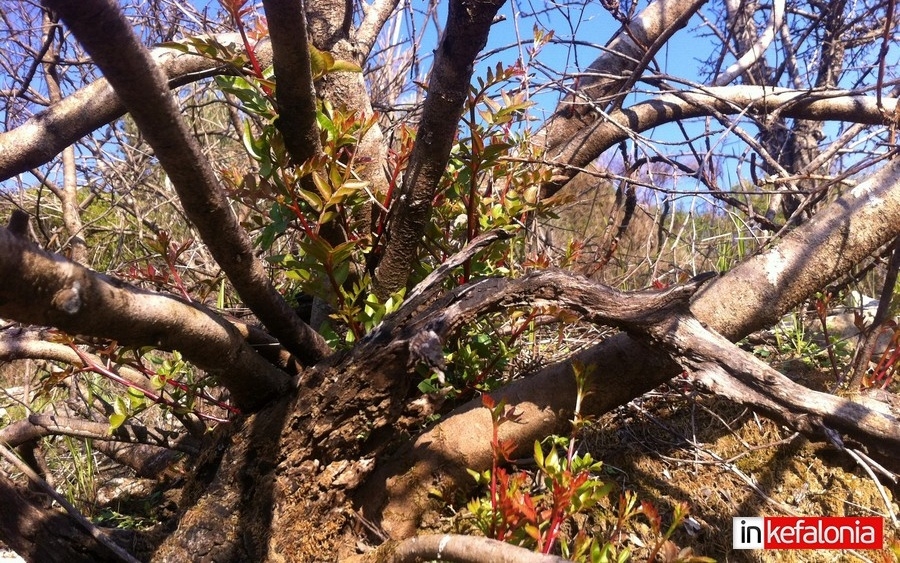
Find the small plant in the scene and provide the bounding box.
[863,323,900,389]
[465,362,712,562]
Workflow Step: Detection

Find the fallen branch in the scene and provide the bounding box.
[359,534,572,563]
[0,414,201,455]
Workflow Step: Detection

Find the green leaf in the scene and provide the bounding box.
[330,60,363,73]
[308,45,333,79]
[330,181,367,206]
[299,237,334,264]
[127,386,146,408]
[533,440,545,468]
[109,413,127,431]
[297,188,323,211]
[241,120,264,162]
[217,278,226,310]
[150,373,167,391]
[311,170,333,200]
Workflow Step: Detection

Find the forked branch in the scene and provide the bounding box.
[42,0,330,365]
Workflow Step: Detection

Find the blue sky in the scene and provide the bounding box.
[2,0,895,200]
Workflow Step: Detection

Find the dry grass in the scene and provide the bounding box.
[578,369,899,562]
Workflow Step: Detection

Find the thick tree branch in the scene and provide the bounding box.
[0,329,153,390]
[398,268,900,450]
[0,470,128,563]
[262,0,321,164]
[353,0,402,57]
[539,0,707,153]
[372,0,506,297]
[650,314,900,451]
[712,0,785,86]
[366,534,571,563]
[0,33,272,182]
[0,444,140,563]
[367,146,900,537]
[42,0,330,365]
[546,87,899,191]
[0,227,290,412]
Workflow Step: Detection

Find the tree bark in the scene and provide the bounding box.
[42,0,331,366]
[41,11,86,263]
[364,148,900,537]
[0,33,272,182]
[371,0,506,296]
[537,0,707,156]
[0,472,125,563]
[262,0,321,165]
[0,226,291,412]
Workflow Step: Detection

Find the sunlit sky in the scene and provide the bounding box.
[1,0,896,200]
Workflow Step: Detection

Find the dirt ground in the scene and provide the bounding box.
[583,387,896,561]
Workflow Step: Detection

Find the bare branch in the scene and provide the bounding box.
[354,0,402,58]
[0,443,140,563]
[539,0,707,152]
[372,0,506,296]
[397,267,900,449]
[713,0,784,86]
[0,226,290,412]
[262,0,321,164]
[370,534,572,563]
[0,33,272,182]
[41,0,330,365]
[547,87,899,191]
[0,414,201,455]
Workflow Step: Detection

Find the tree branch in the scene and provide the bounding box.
[538,0,707,152]
[0,329,153,390]
[0,33,272,182]
[545,87,899,192]
[712,0,785,86]
[0,226,290,412]
[0,413,201,455]
[42,0,330,365]
[262,0,321,164]
[0,444,140,563]
[367,146,900,537]
[402,268,900,449]
[366,534,572,563]
[371,0,506,297]
[353,0,402,58]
